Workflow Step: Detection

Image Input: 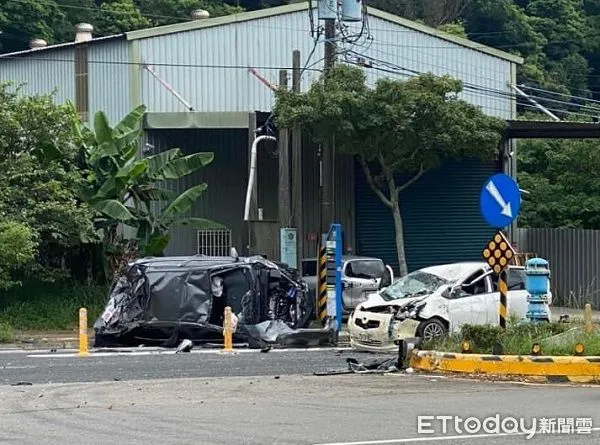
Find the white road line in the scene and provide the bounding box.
[312,428,600,445]
[0,349,79,355]
[25,347,353,358]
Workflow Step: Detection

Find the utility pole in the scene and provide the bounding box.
[291,50,303,270]
[324,19,336,74]
[278,69,291,228]
[321,18,336,234]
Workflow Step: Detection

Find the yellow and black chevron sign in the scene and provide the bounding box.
[482,231,515,275]
[317,243,327,321]
[482,231,516,329]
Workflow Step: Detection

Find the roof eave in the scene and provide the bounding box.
[0,34,125,59]
[125,2,309,41]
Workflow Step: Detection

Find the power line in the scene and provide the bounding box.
[0,54,323,72]
[340,50,600,121]
[341,45,600,109]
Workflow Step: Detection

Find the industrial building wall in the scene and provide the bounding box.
[88,40,131,125]
[135,8,514,118]
[0,47,75,103]
[144,129,249,256]
[301,138,355,260]
[339,18,514,119]
[0,40,131,125]
[136,10,320,113]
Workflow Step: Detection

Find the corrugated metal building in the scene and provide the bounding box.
[0,2,522,273]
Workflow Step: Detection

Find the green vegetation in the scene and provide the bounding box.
[0,281,108,332]
[0,88,219,334]
[74,104,221,279]
[0,321,13,343]
[423,320,600,356]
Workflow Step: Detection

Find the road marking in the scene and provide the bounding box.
[312,428,600,445]
[25,346,353,358]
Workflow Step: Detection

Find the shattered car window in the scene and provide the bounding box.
[379,271,449,301]
[346,260,385,279]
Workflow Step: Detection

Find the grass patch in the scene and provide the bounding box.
[423,319,600,356]
[0,321,13,343]
[0,280,109,331]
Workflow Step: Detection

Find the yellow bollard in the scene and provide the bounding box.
[223,306,233,352]
[584,303,594,334]
[78,307,89,356]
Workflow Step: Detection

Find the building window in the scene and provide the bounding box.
[75,45,89,122]
[197,229,232,257]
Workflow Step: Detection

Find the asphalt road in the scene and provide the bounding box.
[1,349,599,445]
[0,348,381,385]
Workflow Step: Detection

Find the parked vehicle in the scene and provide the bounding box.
[348,261,552,353]
[93,252,333,348]
[302,255,394,316]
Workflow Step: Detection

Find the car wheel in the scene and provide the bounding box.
[418,318,447,341]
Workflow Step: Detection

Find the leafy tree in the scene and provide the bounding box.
[0,220,37,290]
[438,21,469,38]
[518,136,600,229]
[0,0,68,53]
[0,82,98,282]
[95,0,152,35]
[369,0,471,26]
[73,104,223,276]
[274,65,505,275]
[136,0,243,26]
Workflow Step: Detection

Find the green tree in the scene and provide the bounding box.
[0,220,37,289]
[518,136,600,229]
[136,0,243,26]
[369,0,471,26]
[74,104,223,276]
[274,65,505,275]
[0,82,98,282]
[95,0,152,35]
[0,0,68,53]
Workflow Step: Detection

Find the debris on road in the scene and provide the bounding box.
[314,356,400,376]
[175,339,193,353]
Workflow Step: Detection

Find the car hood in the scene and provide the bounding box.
[357,291,435,311]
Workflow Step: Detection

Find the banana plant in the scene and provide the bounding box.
[73,104,223,257]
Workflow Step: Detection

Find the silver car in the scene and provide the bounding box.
[302,256,394,315]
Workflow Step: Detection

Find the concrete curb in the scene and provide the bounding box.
[409,350,600,384]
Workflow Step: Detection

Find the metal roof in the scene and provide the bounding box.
[0,34,124,59]
[0,3,523,64]
[124,2,523,64]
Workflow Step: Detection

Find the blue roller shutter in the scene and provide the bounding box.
[355,157,501,274]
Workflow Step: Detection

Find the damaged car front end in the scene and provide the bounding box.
[94,253,337,349]
[348,264,476,353]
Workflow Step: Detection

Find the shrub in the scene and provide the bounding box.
[0,321,13,343]
[0,280,108,331]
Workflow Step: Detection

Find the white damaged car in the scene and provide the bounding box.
[348,262,552,353]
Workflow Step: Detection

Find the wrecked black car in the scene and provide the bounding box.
[94,251,338,348]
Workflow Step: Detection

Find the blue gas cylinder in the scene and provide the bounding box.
[525,258,550,296]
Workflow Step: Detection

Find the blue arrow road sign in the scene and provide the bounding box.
[480,173,521,228]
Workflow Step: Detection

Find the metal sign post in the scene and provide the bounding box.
[324,223,342,331]
[317,234,328,322]
[479,173,521,328]
[482,231,516,328]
